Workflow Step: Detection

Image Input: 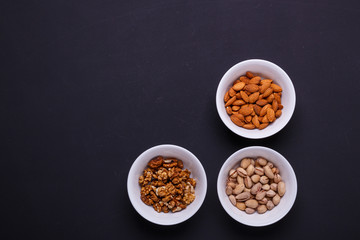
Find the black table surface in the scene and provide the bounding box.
[2,0,360,239]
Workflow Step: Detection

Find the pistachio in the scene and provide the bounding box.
[258,197,268,205]
[264,165,274,179]
[229,169,237,178]
[233,184,245,195]
[226,186,233,195]
[229,195,236,206]
[262,184,270,191]
[274,173,282,183]
[260,175,269,184]
[227,181,236,188]
[266,189,276,198]
[270,183,278,191]
[278,181,286,197]
[236,167,247,177]
[244,176,253,188]
[266,161,274,168]
[235,191,251,201]
[255,190,267,200]
[257,157,267,166]
[245,208,255,214]
[236,202,246,211]
[273,194,281,205]
[245,199,259,209]
[251,174,260,183]
[237,175,244,185]
[254,167,264,175]
[240,158,252,169]
[250,182,262,195]
[257,205,267,214]
[246,164,255,176]
[266,200,275,210]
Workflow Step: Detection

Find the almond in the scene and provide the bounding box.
[271,83,282,92]
[233,79,241,85]
[278,104,283,110]
[259,123,269,129]
[267,108,276,122]
[266,93,275,103]
[256,99,268,106]
[275,110,282,118]
[229,87,236,97]
[240,91,249,103]
[274,93,281,104]
[231,115,245,127]
[252,115,260,128]
[245,115,252,123]
[253,104,261,115]
[233,113,245,121]
[246,71,254,79]
[225,96,236,107]
[233,99,246,106]
[272,100,279,112]
[232,105,240,111]
[226,106,232,115]
[233,82,245,91]
[260,81,271,93]
[262,115,269,123]
[262,87,273,98]
[224,91,230,102]
[249,76,261,84]
[239,105,253,116]
[249,92,260,103]
[240,76,250,84]
[243,123,255,129]
[260,104,271,116]
[244,84,259,93]
[261,79,273,85]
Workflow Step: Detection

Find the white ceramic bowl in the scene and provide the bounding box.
[217,146,297,227]
[216,59,296,139]
[127,144,207,225]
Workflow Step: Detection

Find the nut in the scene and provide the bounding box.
[245,199,259,209]
[264,165,275,179]
[246,164,255,176]
[235,192,251,201]
[236,202,246,211]
[229,195,236,206]
[251,174,260,183]
[236,167,247,177]
[255,190,266,200]
[278,181,286,197]
[244,176,253,188]
[257,205,267,214]
[240,158,252,169]
[226,186,233,195]
[245,208,255,214]
[233,184,245,195]
[254,167,264,175]
[266,190,276,198]
[266,200,275,210]
[250,182,262,195]
[273,194,281,206]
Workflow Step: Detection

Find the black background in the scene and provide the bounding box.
[1,0,360,239]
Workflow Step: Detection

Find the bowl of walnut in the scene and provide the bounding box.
[217,146,297,227]
[216,59,296,139]
[127,144,207,225]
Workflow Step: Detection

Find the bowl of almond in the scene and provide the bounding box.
[127,144,207,225]
[216,59,296,139]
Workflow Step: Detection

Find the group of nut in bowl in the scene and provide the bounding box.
[127,59,297,227]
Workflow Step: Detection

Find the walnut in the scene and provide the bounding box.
[148,156,164,168]
[153,203,162,213]
[138,156,196,213]
[172,177,180,185]
[156,168,168,181]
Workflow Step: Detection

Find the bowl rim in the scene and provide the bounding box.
[217,146,297,227]
[216,59,296,139]
[127,144,208,225]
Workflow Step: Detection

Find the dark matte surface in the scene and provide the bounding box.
[1,0,360,239]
